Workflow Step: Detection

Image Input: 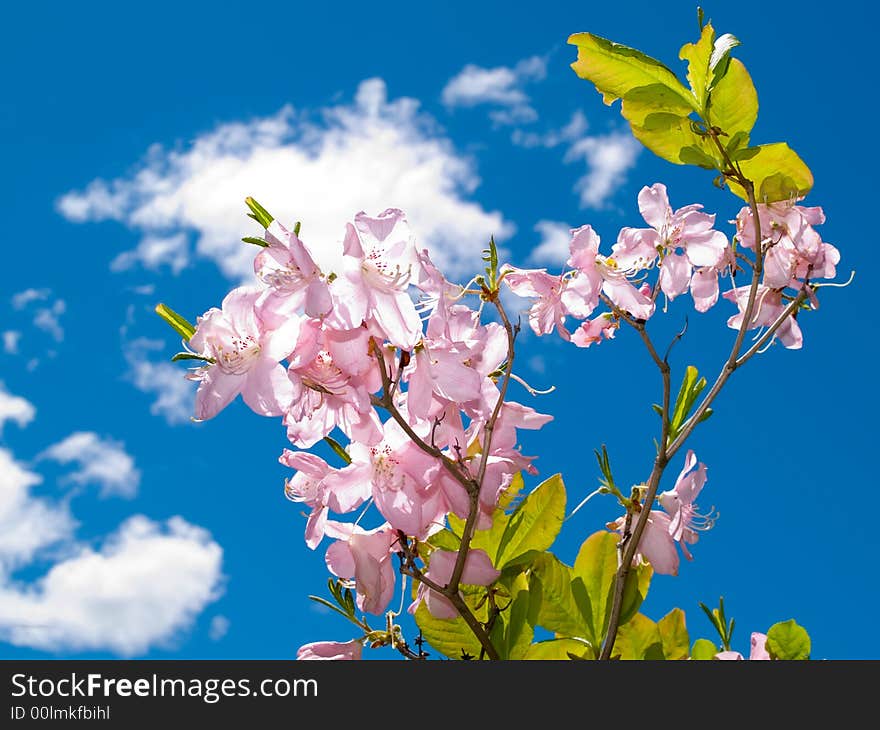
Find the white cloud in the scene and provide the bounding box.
[209,615,230,641]
[2,331,21,355]
[0,515,223,655]
[33,299,66,343]
[442,56,547,126]
[124,338,195,425]
[58,78,513,282]
[0,385,35,434]
[111,233,190,275]
[565,132,641,208]
[511,111,588,149]
[0,448,75,573]
[529,220,573,267]
[11,289,50,310]
[41,432,141,499]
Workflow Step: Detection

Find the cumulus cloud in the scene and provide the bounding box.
[41,432,141,499]
[442,56,547,126]
[0,385,223,655]
[0,448,75,573]
[565,132,641,209]
[58,78,513,282]
[0,515,223,655]
[124,338,195,425]
[0,385,36,434]
[529,220,573,267]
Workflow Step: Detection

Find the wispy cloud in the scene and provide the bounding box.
[514,112,641,209]
[2,331,21,355]
[111,233,190,275]
[11,289,50,310]
[33,299,66,343]
[58,78,513,282]
[442,56,547,126]
[529,220,573,267]
[209,615,230,641]
[124,338,195,426]
[565,132,641,208]
[41,432,141,499]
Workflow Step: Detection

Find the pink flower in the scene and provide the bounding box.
[610,451,712,576]
[324,521,399,615]
[500,265,596,340]
[188,287,296,420]
[284,322,382,449]
[723,285,803,349]
[254,220,332,321]
[328,209,424,349]
[297,639,363,660]
[614,184,729,311]
[735,202,839,289]
[715,633,770,660]
[409,548,500,619]
[568,225,655,320]
[322,420,447,540]
[571,313,618,348]
[280,450,336,549]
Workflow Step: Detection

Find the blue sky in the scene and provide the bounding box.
[0,0,876,659]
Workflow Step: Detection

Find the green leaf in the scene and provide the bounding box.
[490,572,533,660]
[690,638,719,660]
[241,236,269,247]
[619,563,652,627]
[154,303,195,341]
[523,638,594,660]
[244,196,274,228]
[727,142,813,202]
[572,531,620,646]
[708,58,757,140]
[612,613,664,660]
[495,474,566,568]
[658,608,690,660]
[528,553,587,638]
[427,529,461,552]
[766,619,811,660]
[414,602,485,660]
[669,365,707,441]
[679,22,715,111]
[568,32,695,111]
[322,436,352,465]
[170,352,211,363]
[448,510,509,561]
[629,112,720,167]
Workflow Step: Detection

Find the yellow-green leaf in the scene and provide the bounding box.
[528,553,587,638]
[495,474,566,568]
[708,58,758,140]
[568,32,695,112]
[612,613,664,660]
[490,572,533,659]
[523,638,594,660]
[690,637,719,659]
[727,142,813,202]
[414,601,485,660]
[658,608,690,660]
[154,303,195,341]
[679,22,715,112]
[629,112,721,167]
[619,563,652,627]
[572,531,620,646]
[766,619,811,660]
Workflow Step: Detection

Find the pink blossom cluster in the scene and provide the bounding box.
[502,183,838,350]
[183,208,546,624]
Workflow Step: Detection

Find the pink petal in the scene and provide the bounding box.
[659,253,692,300]
[194,369,245,421]
[241,359,293,416]
[638,183,670,229]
